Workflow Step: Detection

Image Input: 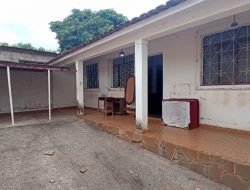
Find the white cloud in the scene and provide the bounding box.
[0,0,168,50]
[0,28,19,44]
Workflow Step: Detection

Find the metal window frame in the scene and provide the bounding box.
[85,63,99,89]
[201,24,250,86]
[112,54,135,88]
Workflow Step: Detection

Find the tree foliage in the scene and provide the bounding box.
[12,42,36,50]
[0,42,9,46]
[0,42,57,53]
[49,9,128,52]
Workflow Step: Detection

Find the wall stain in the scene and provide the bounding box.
[238,92,246,107]
[223,92,231,106]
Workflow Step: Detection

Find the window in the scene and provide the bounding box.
[86,63,99,89]
[112,55,134,88]
[202,25,250,85]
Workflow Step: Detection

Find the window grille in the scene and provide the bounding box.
[202,25,250,85]
[86,63,99,89]
[112,55,134,88]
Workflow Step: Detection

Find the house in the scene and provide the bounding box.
[1,0,250,189]
[0,46,76,123]
[46,1,250,189]
[49,0,250,132]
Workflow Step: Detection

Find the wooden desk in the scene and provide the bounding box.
[98,97,114,116]
[113,98,126,115]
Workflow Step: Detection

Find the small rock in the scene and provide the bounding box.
[45,150,55,156]
[50,180,56,183]
[188,178,196,181]
[116,178,121,183]
[128,170,134,174]
[133,174,139,181]
[80,167,88,174]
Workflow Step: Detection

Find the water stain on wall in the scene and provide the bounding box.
[223,92,231,106]
[238,92,246,107]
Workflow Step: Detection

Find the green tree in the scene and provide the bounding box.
[38,47,46,51]
[0,42,9,46]
[12,42,36,50]
[0,42,57,53]
[49,9,128,52]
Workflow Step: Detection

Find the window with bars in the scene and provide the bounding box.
[112,55,134,88]
[202,25,250,85]
[86,63,99,89]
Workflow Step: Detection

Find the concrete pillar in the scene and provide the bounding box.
[75,61,84,115]
[135,39,148,130]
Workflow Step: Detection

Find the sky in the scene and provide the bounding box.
[0,0,167,50]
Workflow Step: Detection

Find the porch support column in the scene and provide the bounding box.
[75,60,84,115]
[135,39,148,130]
[48,70,51,121]
[7,66,14,125]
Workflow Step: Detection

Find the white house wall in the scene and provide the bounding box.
[82,14,250,131]
[83,47,134,108]
[149,26,250,131]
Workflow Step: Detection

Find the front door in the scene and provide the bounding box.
[148,54,163,117]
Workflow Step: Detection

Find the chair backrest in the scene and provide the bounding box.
[125,76,135,105]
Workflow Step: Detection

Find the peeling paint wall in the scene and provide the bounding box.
[0,69,48,112]
[0,51,76,113]
[0,68,76,113]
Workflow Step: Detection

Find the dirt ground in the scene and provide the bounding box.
[0,116,230,190]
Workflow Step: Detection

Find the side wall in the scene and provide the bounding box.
[52,65,76,108]
[0,69,76,113]
[0,69,48,112]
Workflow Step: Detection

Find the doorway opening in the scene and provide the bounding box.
[148,54,163,117]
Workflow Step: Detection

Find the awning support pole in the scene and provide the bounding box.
[7,66,14,125]
[48,70,51,121]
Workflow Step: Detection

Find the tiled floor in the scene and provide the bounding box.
[83,108,250,165]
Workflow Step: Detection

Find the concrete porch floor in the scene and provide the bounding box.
[83,109,250,164]
[82,108,250,190]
